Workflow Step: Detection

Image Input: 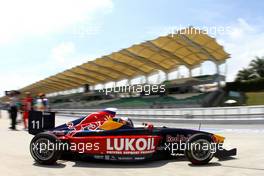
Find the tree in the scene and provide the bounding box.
[250,56,264,78]
[235,56,264,81]
[235,68,256,81]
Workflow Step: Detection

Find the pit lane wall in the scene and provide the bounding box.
[52,105,264,124]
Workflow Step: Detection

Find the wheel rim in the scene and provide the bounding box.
[31,138,55,161]
[190,139,213,161]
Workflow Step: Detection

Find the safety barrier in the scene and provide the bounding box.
[1,106,264,124]
[52,105,264,122]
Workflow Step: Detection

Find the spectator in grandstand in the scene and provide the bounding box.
[22,92,33,129]
[8,91,20,130]
[34,93,49,111]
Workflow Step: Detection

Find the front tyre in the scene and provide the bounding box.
[185,134,214,165]
[30,132,62,165]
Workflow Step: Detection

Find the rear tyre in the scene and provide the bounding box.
[185,134,214,165]
[30,132,62,165]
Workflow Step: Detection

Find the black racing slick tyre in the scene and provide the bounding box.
[185,133,214,165]
[30,132,62,165]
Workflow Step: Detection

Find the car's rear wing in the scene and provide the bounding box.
[28,111,55,135]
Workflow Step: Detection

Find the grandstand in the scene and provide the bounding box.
[48,74,227,109]
[1,27,230,108]
[49,93,209,109]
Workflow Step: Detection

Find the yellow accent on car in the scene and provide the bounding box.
[212,134,225,143]
[99,119,124,130]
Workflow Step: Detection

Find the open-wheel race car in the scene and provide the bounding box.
[28,108,237,165]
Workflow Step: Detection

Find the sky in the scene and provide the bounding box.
[1,0,264,96]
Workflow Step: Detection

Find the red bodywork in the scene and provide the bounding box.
[60,135,161,155]
[56,110,162,157]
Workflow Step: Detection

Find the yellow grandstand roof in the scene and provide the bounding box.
[17,27,230,95]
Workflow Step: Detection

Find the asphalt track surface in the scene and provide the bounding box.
[1,111,264,176]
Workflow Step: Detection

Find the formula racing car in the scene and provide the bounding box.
[28,108,237,165]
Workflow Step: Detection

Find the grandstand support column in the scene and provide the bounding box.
[188,68,192,78]
[145,75,150,84]
[142,75,147,84]
[165,72,169,81]
[140,76,145,84]
[215,62,221,88]
[127,79,132,97]
[103,83,107,91]
[113,81,117,98]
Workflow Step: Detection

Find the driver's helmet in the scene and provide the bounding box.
[113,117,134,127]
